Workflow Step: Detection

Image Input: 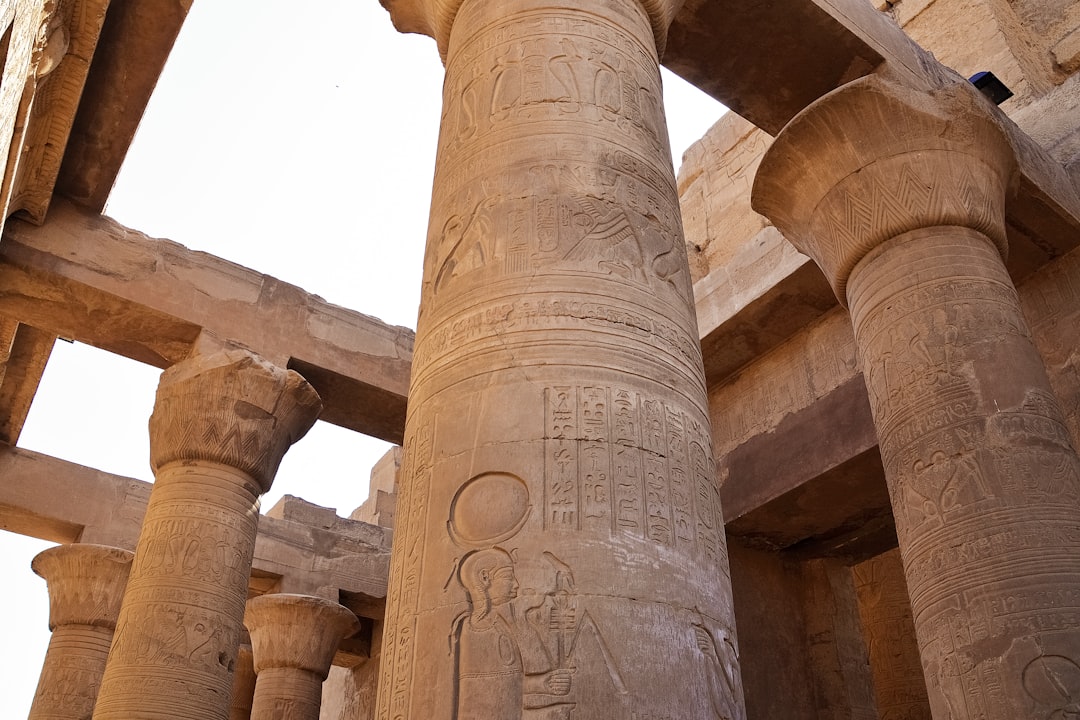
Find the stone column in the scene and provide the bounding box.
[245,594,360,720]
[228,643,256,720]
[28,544,133,720]
[92,350,322,720]
[753,74,1080,719]
[376,1,745,718]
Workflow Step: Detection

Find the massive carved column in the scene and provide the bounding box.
[93,350,321,720]
[376,1,745,718]
[28,544,133,720]
[753,75,1080,719]
[245,594,360,720]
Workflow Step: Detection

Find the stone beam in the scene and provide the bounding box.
[0,199,412,443]
[0,319,55,445]
[55,0,192,212]
[695,229,837,387]
[0,445,391,622]
[666,0,1080,281]
[664,0,885,136]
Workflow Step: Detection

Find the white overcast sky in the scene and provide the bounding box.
[1,1,726,713]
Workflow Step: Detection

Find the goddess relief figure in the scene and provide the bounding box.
[451,548,574,720]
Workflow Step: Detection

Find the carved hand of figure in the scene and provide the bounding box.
[543,668,574,695]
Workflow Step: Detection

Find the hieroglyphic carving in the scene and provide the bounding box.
[689,417,724,567]
[694,621,744,720]
[544,385,721,558]
[378,420,435,720]
[440,14,666,154]
[853,551,932,720]
[845,233,1080,719]
[422,10,691,312]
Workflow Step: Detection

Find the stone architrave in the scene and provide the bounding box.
[228,643,256,720]
[753,74,1080,720]
[375,1,746,719]
[244,593,360,720]
[28,544,133,720]
[92,350,322,720]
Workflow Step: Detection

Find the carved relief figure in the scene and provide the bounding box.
[548,38,586,112]
[590,44,622,120]
[1023,655,1080,719]
[451,548,573,720]
[432,196,498,293]
[926,654,972,720]
[491,44,525,120]
[563,197,646,282]
[694,622,745,720]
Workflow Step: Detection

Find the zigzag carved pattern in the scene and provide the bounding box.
[148,355,320,492]
[814,159,1004,292]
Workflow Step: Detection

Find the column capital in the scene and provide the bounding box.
[245,593,360,677]
[149,349,322,493]
[751,75,1017,305]
[31,544,133,630]
[382,0,685,60]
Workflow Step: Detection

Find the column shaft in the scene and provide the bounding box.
[94,464,260,719]
[752,75,1080,720]
[29,544,132,720]
[848,227,1080,719]
[245,593,359,720]
[377,0,744,718]
[31,625,113,719]
[249,668,323,719]
[93,350,321,720]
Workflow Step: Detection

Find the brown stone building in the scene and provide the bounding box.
[2,0,1080,718]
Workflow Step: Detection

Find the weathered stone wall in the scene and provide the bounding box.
[853,549,931,720]
[678,112,773,284]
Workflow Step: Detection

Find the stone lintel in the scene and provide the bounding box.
[55,0,193,213]
[0,199,412,443]
[245,594,360,676]
[664,0,886,135]
[0,446,391,635]
[720,377,897,564]
[696,237,837,387]
[667,0,1080,286]
[31,543,133,630]
[0,320,55,446]
[7,0,112,224]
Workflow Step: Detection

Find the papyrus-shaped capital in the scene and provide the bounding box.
[245,593,360,677]
[32,544,133,631]
[752,74,1017,305]
[149,349,322,493]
